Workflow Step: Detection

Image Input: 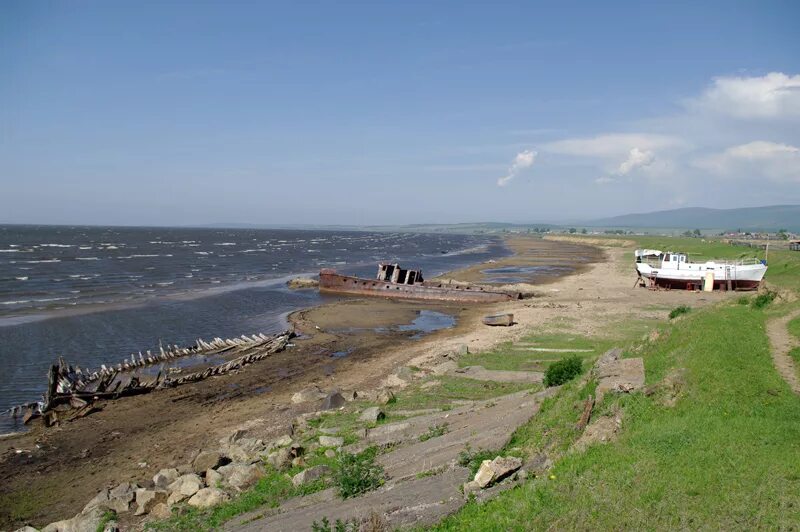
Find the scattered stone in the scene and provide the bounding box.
[341,390,358,401]
[273,434,293,447]
[324,449,336,458]
[266,447,292,470]
[291,386,326,404]
[377,389,395,405]
[193,450,224,473]
[356,390,378,402]
[321,391,346,410]
[291,456,306,468]
[152,468,180,490]
[319,435,344,448]
[134,488,168,516]
[188,487,229,509]
[167,473,204,504]
[431,360,458,375]
[462,480,481,496]
[218,462,264,491]
[456,344,469,355]
[291,465,332,487]
[176,463,194,475]
[43,506,107,532]
[150,502,172,520]
[359,406,385,424]
[206,468,224,487]
[319,427,340,435]
[82,489,110,514]
[473,456,523,488]
[573,415,623,451]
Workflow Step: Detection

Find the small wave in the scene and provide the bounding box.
[40,243,73,248]
[194,251,211,255]
[25,259,61,263]
[79,246,93,250]
[15,276,28,281]
[156,281,174,286]
[1,300,31,305]
[0,249,20,253]
[215,242,237,246]
[76,257,100,261]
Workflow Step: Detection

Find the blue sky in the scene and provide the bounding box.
[2,1,799,226]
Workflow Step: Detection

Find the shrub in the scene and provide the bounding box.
[669,305,691,319]
[751,291,777,309]
[544,356,583,387]
[419,423,448,442]
[334,448,385,499]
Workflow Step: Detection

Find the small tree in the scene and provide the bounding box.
[568,227,577,234]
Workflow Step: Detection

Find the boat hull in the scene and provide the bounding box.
[635,262,766,290]
[319,270,518,303]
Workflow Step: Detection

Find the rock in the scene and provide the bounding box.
[149,502,172,520]
[324,449,336,458]
[152,468,180,490]
[356,390,378,402]
[81,489,110,514]
[291,456,306,468]
[456,344,469,355]
[291,386,326,404]
[319,427,340,435]
[291,465,332,487]
[462,480,481,496]
[218,462,264,490]
[42,506,107,532]
[358,407,385,424]
[206,468,224,487]
[377,389,395,405]
[321,391,346,410]
[273,434,293,447]
[394,366,416,382]
[319,435,344,448]
[167,473,204,504]
[176,463,194,475]
[266,447,292,470]
[187,487,229,509]
[13,527,39,532]
[134,489,168,516]
[193,450,224,473]
[341,390,358,401]
[431,360,458,375]
[287,277,319,289]
[473,456,523,488]
[289,442,304,457]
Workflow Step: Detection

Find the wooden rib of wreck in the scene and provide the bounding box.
[319,263,521,303]
[5,330,295,426]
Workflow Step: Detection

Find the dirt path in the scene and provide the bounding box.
[766,310,800,394]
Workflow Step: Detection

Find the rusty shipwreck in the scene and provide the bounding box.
[319,263,520,303]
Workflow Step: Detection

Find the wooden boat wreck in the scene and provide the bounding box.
[482,313,514,326]
[319,263,521,303]
[5,330,295,426]
[635,249,767,290]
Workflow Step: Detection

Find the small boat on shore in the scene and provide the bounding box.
[319,263,520,303]
[482,313,514,326]
[635,249,767,290]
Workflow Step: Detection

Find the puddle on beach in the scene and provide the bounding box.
[329,309,456,342]
[133,352,230,377]
[481,265,574,284]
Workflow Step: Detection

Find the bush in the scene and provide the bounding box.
[544,356,583,387]
[334,448,385,499]
[669,305,691,319]
[751,291,777,309]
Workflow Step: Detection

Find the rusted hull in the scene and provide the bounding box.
[319,270,518,303]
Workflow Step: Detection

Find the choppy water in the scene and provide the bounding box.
[0,225,509,431]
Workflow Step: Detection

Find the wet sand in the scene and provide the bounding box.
[0,235,600,529]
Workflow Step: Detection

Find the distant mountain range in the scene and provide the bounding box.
[583,205,800,232]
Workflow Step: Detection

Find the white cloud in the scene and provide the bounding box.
[497,149,536,187]
[695,141,800,182]
[542,133,681,158]
[689,72,800,119]
[617,147,655,175]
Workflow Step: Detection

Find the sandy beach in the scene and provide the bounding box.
[0,235,731,529]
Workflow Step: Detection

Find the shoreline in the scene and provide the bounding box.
[0,235,601,528]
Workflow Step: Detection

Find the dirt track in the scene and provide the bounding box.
[766,309,800,394]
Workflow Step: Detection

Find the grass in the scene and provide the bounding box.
[386,376,538,412]
[432,303,800,530]
[96,510,116,532]
[333,448,385,499]
[669,305,691,319]
[418,423,448,442]
[788,315,800,339]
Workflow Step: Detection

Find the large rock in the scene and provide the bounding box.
[377,389,395,405]
[167,473,204,504]
[193,450,224,473]
[218,462,264,491]
[152,468,180,490]
[266,447,292,470]
[318,435,344,448]
[14,527,39,532]
[291,386,326,404]
[42,506,107,532]
[291,465,332,487]
[187,487,229,509]
[134,489,168,516]
[149,502,172,520]
[206,468,224,487]
[359,407,385,424]
[321,391,346,410]
[473,456,523,488]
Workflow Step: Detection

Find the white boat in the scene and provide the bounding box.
[634,249,767,290]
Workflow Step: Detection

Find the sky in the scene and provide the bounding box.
[1,1,799,226]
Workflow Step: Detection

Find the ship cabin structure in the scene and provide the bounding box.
[377,263,424,285]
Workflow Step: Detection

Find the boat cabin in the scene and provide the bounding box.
[635,249,688,269]
[376,263,424,285]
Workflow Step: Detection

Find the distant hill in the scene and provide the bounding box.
[585,205,800,232]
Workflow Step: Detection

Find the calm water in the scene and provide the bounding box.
[0,225,509,431]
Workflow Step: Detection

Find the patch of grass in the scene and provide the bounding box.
[96,510,116,532]
[752,290,777,309]
[669,305,691,319]
[147,464,327,531]
[457,444,502,476]
[543,356,582,387]
[419,423,448,442]
[387,376,537,412]
[416,466,447,479]
[788,316,800,339]
[311,516,359,532]
[433,304,800,530]
[333,447,385,499]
